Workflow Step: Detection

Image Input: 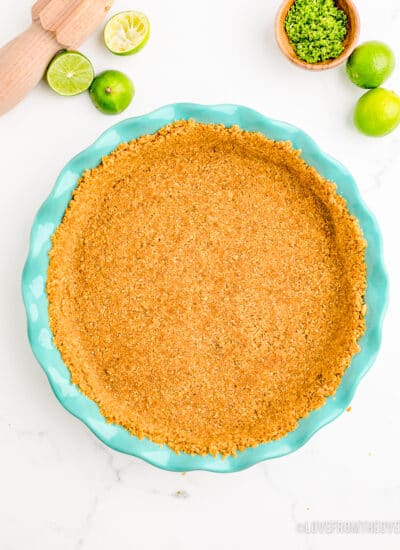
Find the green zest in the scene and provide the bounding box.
[285,0,348,64]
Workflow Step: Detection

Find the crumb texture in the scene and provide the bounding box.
[47,120,366,456]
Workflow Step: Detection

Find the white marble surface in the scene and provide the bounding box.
[1,0,400,548]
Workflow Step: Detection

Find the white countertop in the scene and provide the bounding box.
[1,0,400,548]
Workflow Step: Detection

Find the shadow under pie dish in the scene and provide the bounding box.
[22,104,388,472]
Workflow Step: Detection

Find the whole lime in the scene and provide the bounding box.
[346,41,395,89]
[89,70,134,114]
[354,88,400,137]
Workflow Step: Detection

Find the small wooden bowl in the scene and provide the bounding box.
[275,0,360,70]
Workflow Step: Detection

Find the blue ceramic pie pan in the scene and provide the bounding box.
[22,103,388,472]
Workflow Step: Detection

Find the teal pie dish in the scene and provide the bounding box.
[22,103,388,472]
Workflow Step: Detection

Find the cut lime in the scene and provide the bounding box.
[46,51,94,96]
[104,11,150,55]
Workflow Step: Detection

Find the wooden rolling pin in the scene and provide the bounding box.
[0,0,113,116]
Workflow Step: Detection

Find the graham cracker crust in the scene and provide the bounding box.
[47,120,367,456]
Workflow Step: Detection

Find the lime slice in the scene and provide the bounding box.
[104,11,150,55]
[46,51,94,96]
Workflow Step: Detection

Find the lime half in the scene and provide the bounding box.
[46,51,94,96]
[104,11,150,55]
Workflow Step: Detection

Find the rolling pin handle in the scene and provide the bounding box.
[0,21,60,116]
